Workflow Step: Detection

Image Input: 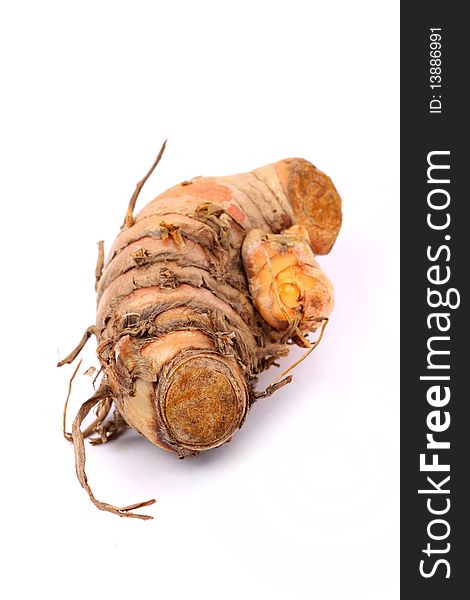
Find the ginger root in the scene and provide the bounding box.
[59,146,342,519]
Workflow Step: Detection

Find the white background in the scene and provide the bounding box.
[0,1,399,598]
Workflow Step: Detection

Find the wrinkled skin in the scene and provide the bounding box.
[60,154,342,518]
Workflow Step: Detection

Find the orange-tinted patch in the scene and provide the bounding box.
[164,180,233,203]
[227,203,246,224]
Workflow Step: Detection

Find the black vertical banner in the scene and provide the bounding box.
[401,3,468,597]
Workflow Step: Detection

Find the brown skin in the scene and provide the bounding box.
[273,158,342,255]
[59,151,342,519]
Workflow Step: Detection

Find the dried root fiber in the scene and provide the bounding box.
[59,142,342,519]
